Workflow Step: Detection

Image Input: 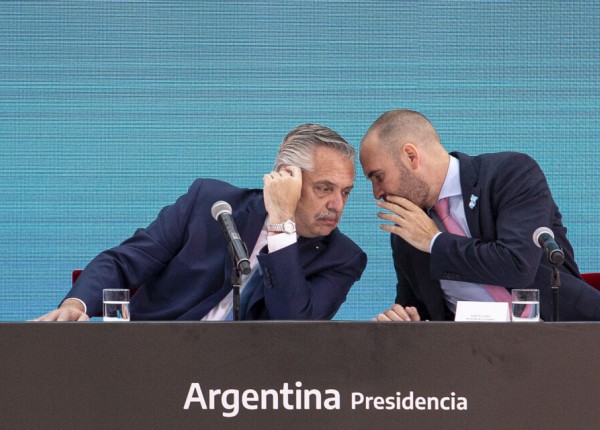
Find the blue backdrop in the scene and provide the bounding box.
[1,1,598,321]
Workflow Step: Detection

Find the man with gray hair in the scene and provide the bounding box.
[36,124,366,321]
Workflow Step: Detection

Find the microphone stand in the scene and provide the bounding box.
[551,265,560,322]
[232,266,242,321]
[226,240,250,321]
[534,228,564,321]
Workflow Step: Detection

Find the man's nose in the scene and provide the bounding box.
[372,183,384,200]
[327,191,345,212]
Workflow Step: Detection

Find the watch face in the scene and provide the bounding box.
[268,220,296,233]
[283,220,296,233]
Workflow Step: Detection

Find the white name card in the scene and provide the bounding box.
[454,301,510,322]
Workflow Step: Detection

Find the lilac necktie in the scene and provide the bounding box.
[433,197,512,303]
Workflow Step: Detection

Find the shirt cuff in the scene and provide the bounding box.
[267,232,297,253]
[429,232,443,253]
[64,297,88,315]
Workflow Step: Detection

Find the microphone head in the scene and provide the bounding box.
[211,200,232,221]
[532,226,554,248]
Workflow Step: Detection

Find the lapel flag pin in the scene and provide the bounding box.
[469,194,479,210]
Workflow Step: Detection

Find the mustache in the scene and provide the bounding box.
[315,210,340,221]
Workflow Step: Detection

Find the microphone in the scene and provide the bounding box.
[211,201,252,275]
[532,227,565,266]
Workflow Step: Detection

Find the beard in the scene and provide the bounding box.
[393,163,430,209]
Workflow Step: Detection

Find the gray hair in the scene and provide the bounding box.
[273,123,355,172]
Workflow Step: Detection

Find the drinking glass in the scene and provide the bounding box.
[102,289,130,322]
[511,289,540,322]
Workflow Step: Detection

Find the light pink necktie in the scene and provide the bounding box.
[433,197,513,303]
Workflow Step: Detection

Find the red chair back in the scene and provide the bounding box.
[72,269,83,285]
[582,273,600,291]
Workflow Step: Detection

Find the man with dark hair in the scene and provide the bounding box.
[360,109,600,321]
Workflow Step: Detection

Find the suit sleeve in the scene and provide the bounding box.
[430,154,554,288]
[63,180,201,316]
[392,236,421,308]
[257,239,367,320]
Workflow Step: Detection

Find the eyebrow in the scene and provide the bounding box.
[314,180,354,191]
[366,170,380,179]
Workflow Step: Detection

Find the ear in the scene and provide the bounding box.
[402,143,420,170]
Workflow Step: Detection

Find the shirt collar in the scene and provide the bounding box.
[437,155,461,201]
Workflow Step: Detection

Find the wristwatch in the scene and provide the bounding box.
[267,219,296,234]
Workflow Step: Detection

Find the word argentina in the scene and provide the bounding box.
[183,382,468,417]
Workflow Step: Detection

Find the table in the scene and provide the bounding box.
[2,322,599,429]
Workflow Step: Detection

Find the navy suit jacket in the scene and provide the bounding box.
[66,179,367,320]
[392,152,600,321]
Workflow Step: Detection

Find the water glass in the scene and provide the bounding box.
[511,289,540,322]
[103,289,130,322]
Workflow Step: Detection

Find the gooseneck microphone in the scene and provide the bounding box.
[211,201,252,275]
[532,227,565,266]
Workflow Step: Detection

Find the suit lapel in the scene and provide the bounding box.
[231,195,268,319]
[220,194,267,293]
[235,194,268,252]
[297,235,328,265]
[453,152,482,240]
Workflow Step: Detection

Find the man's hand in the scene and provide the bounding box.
[374,304,421,322]
[263,166,302,224]
[33,299,89,322]
[377,195,440,253]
